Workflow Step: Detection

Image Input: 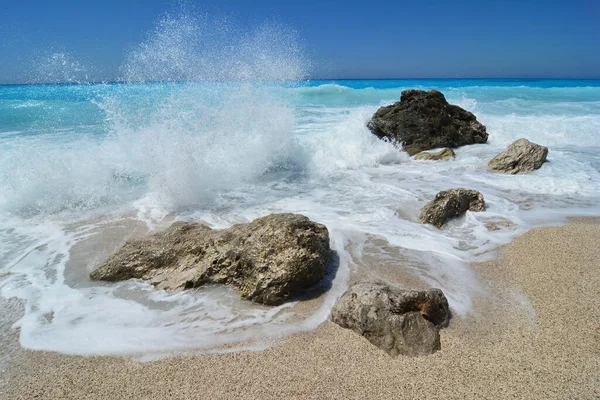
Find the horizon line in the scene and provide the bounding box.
[1,77,600,86]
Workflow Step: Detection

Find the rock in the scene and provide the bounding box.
[488,138,548,174]
[90,214,331,306]
[419,188,485,228]
[485,220,516,232]
[414,147,456,161]
[367,89,488,155]
[330,280,450,356]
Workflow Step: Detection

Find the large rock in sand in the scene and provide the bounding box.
[331,280,450,356]
[90,214,331,306]
[367,89,488,155]
[419,188,485,228]
[488,138,548,174]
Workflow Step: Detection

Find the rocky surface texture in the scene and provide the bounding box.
[367,89,488,155]
[488,138,548,174]
[419,188,485,228]
[331,280,450,356]
[414,147,456,161]
[90,214,331,306]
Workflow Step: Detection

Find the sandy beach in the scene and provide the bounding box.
[3,218,600,400]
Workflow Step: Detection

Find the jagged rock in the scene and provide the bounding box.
[367,89,488,155]
[419,188,485,228]
[414,147,456,161]
[331,280,450,356]
[90,214,331,306]
[488,138,548,174]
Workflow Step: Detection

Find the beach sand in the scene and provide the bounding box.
[3,218,600,399]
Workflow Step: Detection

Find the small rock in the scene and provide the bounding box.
[414,147,456,161]
[367,89,488,155]
[485,220,516,231]
[488,138,548,174]
[90,214,331,306]
[331,280,450,356]
[419,188,485,228]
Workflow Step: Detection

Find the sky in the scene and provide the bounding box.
[1,0,599,83]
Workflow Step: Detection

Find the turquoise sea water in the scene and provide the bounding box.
[1,78,600,357]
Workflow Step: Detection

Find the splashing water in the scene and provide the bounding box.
[122,12,308,82]
[27,51,92,84]
[2,12,310,216]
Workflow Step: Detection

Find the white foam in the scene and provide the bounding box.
[0,217,350,357]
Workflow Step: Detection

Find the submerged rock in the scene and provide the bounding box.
[331,280,450,356]
[488,138,548,174]
[419,188,485,228]
[414,147,456,161]
[90,214,331,306]
[485,220,516,232]
[367,89,488,155]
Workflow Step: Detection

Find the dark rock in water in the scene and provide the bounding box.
[488,138,548,174]
[419,188,485,228]
[331,280,450,356]
[367,89,488,155]
[413,147,456,161]
[90,214,331,306]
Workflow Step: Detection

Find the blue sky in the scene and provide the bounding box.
[1,0,599,83]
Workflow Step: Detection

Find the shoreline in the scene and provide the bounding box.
[3,217,600,399]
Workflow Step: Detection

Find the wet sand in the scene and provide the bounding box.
[3,218,600,399]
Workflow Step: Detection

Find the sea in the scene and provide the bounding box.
[1,15,600,361]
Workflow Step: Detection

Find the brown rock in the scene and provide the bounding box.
[419,188,485,228]
[330,280,450,356]
[414,147,456,161]
[90,214,331,306]
[367,89,488,156]
[488,138,548,174]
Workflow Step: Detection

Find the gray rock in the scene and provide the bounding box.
[488,138,548,174]
[331,280,450,356]
[367,89,488,156]
[90,214,331,306]
[414,147,456,161]
[419,188,485,228]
